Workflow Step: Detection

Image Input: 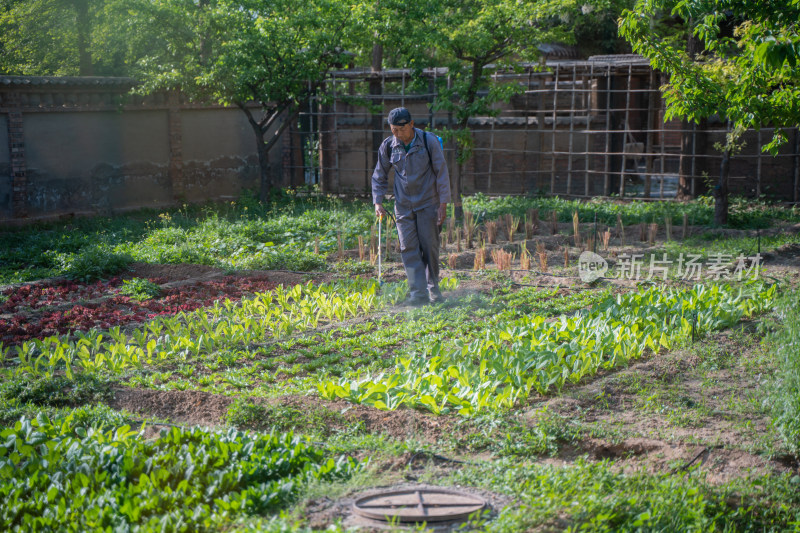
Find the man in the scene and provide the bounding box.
[372,107,451,306]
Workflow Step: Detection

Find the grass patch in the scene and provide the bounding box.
[665,231,800,261]
[452,409,584,458]
[226,398,359,437]
[766,290,800,457]
[0,192,376,284]
[452,459,800,531]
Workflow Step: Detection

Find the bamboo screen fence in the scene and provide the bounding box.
[288,56,800,201]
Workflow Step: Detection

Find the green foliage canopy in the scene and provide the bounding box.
[620,0,800,153]
[1,0,98,75]
[0,0,164,76]
[133,0,354,104]
[130,0,358,202]
[429,0,580,162]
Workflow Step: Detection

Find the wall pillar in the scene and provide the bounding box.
[167,91,184,200]
[7,92,28,218]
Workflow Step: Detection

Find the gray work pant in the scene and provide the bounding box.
[395,204,441,300]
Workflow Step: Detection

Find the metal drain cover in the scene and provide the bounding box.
[352,487,487,523]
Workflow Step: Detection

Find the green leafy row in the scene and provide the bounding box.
[0,414,359,531]
[319,281,777,415]
[3,279,408,379]
[463,192,800,228]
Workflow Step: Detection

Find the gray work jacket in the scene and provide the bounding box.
[371,128,451,213]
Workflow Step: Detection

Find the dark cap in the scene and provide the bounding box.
[387,107,412,126]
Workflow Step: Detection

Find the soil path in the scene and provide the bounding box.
[110,387,458,443]
[530,326,800,484]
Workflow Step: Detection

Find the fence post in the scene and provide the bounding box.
[319,80,337,193]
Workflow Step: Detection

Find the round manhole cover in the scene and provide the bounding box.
[352,487,487,523]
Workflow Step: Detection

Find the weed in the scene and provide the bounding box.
[0,373,112,407]
[119,277,162,301]
[53,245,133,282]
[226,399,355,436]
[452,458,800,530]
[499,410,582,457]
[334,259,374,276]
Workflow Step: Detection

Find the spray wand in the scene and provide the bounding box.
[377,212,383,286]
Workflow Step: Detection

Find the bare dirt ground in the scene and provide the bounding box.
[126,262,335,288]
[111,387,234,427]
[111,386,459,443]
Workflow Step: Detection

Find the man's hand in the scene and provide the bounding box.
[437,203,447,226]
[375,203,388,219]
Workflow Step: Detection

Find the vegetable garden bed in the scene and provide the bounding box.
[0,275,279,344]
[2,195,800,531]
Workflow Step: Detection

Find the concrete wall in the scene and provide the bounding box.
[4,68,799,225]
[0,78,269,223]
[0,114,9,218]
[181,108,262,202]
[23,110,171,214]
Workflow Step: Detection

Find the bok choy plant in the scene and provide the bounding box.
[318,281,777,415]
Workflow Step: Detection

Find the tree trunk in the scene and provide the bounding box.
[238,102,300,205]
[72,0,93,75]
[371,41,382,73]
[714,148,730,225]
[255,128,271,204]
[678,18,703,200]
[239,107,273,205]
